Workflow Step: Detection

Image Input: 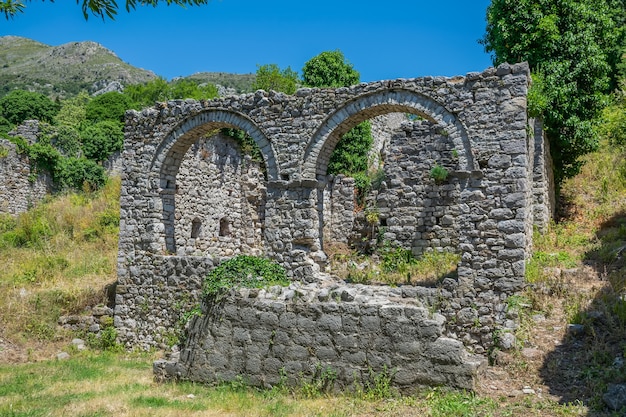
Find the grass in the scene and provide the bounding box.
[329,244,460,287]
[0,178,119,353]
[1,350,583,417]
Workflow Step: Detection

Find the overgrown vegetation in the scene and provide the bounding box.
[482,0,626,186]
[328,242,460,287]
[202,255,289,301]
[0,178,119,352]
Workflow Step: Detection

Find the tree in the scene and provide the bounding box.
[1,0,210,20]
[302,50,372,178]
[54,91,91,129]
[80,120,124,163]
[85,91,134,123]
[252,64,299,95]
[0,90,59,126]
[302,50,360,88]
[123,77,219,109]
[481,0,626,185]
[169,78,218,100]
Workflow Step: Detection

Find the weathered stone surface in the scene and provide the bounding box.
[112,63,554,390]
[155,284,485,391]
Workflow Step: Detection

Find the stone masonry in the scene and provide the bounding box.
[0,121,52,215]
[119,62,553,390]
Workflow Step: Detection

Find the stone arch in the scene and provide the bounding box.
[303,89,476,180]
[150,109,278,181]
[149,110,275,254]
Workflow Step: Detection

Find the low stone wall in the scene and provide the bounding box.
[154,280,484,391]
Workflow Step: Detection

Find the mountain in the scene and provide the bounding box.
[0,36,257,98]
[0,36,157,98]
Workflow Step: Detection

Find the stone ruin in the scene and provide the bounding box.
[115,62,554,390]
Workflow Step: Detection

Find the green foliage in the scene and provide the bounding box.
[327,121,373,175]
[0,89,59,125]
[55,157,107,191]
[1,0,211,20]
[85,91,134,123]
[356,367,396,400]
[124,77,170,107]
[302,51,374,182]
[26,140,61,179]
[169,78,218,100]
[302,50,360,88]
[429,163,449,183]
[80,120,124,162]
[203,255,289,301]
[124,77,219,108]
[299,364,337,398]
[0,207,53,248]
[527,72,549,118]
[54,125,82,158]
[7,128,107,192]
[252,64,299,95]
[54,91,90,128]
[481,0,626,185]
[220,128,265,166]
[186,72,256,94]
[598,97,626,147]
[0,115,12,134]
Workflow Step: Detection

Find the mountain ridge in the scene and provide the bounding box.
[0,36,255,97]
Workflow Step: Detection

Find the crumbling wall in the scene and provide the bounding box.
[117,63,554,389]
[0,121,52,215]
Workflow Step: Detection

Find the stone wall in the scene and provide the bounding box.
[117,62,554,389]
[174,133,266,258]
[155,282,483,391]
[0,120,124,216]
[0,121,52,215]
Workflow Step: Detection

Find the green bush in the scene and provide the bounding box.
[79,120,124,162]
[55,157,107,191]
[85,91,134,123]
[0,89,59,126]
[203,255,289,300]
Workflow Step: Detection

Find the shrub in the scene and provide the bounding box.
[203,255,289,301]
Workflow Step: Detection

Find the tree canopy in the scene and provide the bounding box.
[252,64,299,95]
[481,0,626,185]
[1,0,210,20]
[302,50,360,88]
[302,50,373,181]
[0,90,59,126]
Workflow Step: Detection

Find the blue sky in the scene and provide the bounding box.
[1,0,494,82]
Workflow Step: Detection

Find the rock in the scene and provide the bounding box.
[520,348,542,359]
[522,386,536,395]
[603,383,626,411]
[498,332,516,350]
[567,324,585,337]
[57,352,70,360]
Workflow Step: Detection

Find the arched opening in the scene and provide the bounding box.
[308,91,471,287]
[149,110,275,256]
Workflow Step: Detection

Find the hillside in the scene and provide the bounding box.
[0,36,257,98]
[0,36,157,97]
